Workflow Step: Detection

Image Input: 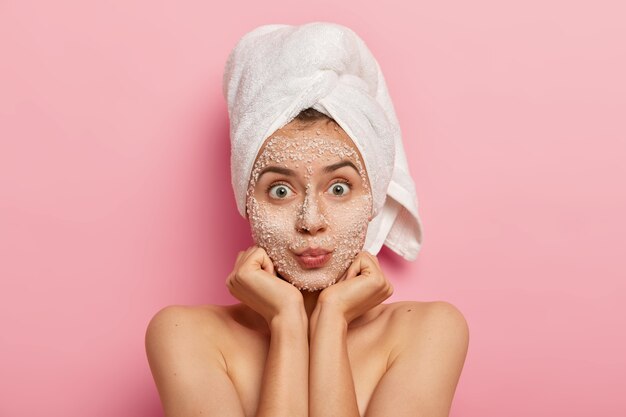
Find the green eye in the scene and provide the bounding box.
[268,184,293,199]
[328,182,350,196]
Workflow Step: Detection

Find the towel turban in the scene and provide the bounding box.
[222,21,424,260]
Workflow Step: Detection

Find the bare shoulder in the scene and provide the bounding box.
[145,304,231,343]
[144,303,257,364]
[362,301,469,416]
[144,304,231,369]
[384,300,470,359]
[144,304,247,416]
[386,300,469,328]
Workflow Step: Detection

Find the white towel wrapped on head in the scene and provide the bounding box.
[223,21,424,261]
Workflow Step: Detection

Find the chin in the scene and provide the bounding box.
[296,280,337,292]
[279,272,339,292]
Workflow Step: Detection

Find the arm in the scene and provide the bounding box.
[227,246,310,417]
[256,309,309,417]
[145,305,246,417]
[309,301,361,417]
[308,252,393,417]
[364,302,469,417]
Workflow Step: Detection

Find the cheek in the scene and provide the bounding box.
[247,197,296,247]
[326,195,372,239]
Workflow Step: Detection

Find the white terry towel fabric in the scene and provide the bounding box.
[223,21,424,261]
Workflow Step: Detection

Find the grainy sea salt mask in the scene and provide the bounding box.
[246,123,373,291]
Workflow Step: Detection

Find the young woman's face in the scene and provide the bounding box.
[246,120,373,291]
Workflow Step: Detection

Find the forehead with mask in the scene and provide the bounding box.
[245,109,373,291]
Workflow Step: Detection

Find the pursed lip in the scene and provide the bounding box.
[294,248,333,269]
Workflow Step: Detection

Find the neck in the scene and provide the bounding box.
[301,289,321,320]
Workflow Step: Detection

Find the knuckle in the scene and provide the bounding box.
[366,278,380,291]
[234,270,246,282]
[387,284,394,296]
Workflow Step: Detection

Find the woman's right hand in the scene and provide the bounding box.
[226,246,305,325]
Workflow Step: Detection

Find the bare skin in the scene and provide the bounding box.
[145,120,469,417]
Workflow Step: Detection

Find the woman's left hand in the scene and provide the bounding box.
[316,251,393,325]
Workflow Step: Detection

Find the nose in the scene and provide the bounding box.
[296,192,328,235]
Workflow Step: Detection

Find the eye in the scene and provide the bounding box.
[328,181,351,196]
[268,184,294,199]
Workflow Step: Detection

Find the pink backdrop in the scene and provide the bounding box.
[1,1,624,416]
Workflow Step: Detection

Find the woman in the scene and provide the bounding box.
[146,23,469,417]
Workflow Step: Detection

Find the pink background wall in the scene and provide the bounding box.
[1,1,624,416]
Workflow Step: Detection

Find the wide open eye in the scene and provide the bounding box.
[268,184,294,199]
[327,181,351,197]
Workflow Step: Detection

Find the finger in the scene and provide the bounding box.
[357,252,378,276]
[343,253,369,280]
[368,252,381,266]
[336,268,349,283]
[244,246,275,276]
[234,251,246,267]
[361,252,387,282]
[243,245,258,258]
[364,253,382,273]
[256,247,275,276]
[240,245,260,265]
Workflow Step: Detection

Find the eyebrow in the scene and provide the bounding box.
[258,160,359,181]
[322,160,359,174]
[258,166,296,180]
